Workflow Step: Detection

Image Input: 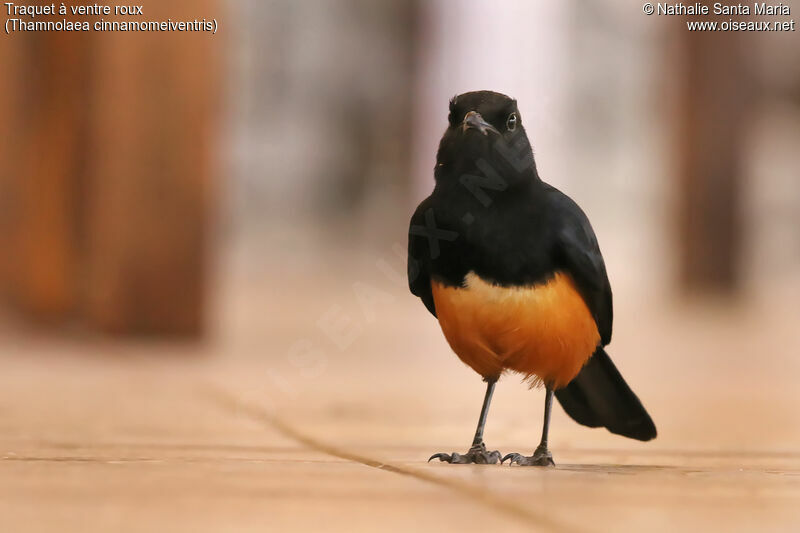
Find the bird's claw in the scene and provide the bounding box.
[501,452,524,465]
[427,443,502,464]
[501,448,555,467]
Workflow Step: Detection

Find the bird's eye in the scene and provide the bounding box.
[506,113,517,132]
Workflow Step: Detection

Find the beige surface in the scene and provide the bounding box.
[2,257,800,532]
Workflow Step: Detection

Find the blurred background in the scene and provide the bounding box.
[1,1,800,531]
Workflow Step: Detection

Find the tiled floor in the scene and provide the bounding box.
[2,257,800,532]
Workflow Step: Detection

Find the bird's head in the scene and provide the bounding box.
[434,91,537,185]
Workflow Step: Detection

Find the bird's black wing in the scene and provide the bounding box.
[547,187,613,346]
[546,187,656,441]
[407,197,436,317]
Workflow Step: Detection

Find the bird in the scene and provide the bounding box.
[407,90,656,466]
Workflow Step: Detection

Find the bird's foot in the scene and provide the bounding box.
[501,444,555,467]
[428,442,502,464]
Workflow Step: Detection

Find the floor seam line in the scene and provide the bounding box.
[202,383,586,533]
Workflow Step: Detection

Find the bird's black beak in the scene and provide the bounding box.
[462,111,500,136]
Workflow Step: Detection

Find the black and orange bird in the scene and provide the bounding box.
[407,91,656,466]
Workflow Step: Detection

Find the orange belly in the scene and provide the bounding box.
[431,271,600,389]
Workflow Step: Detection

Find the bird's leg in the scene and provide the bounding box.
[428,378,502,464]
[502,386,556,466]
[470,377,495,447]
[533,385,556,464]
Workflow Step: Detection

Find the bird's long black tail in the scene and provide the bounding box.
[555,347,656,441]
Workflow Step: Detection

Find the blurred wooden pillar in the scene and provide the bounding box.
[0,29,21,302]
[674,12,753,294]
[85,1,219,335]
[0,1,219,336]
[0,22,89,319]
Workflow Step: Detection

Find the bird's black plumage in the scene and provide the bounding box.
[408,91,655,450]
[555,347,657,441]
